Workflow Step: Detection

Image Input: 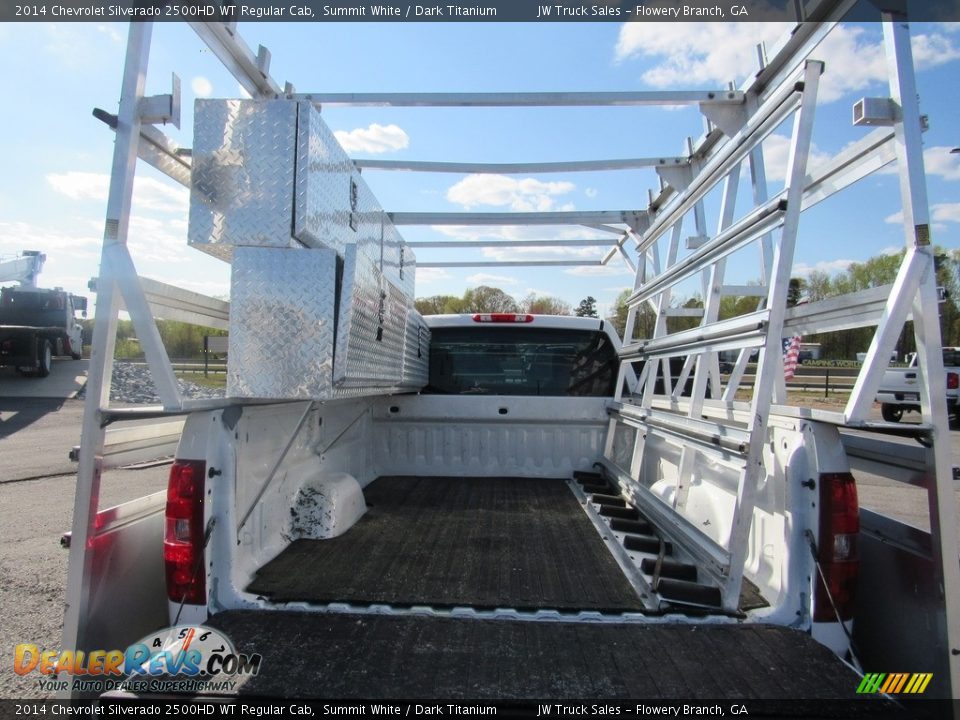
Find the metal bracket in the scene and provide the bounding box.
[852,97,897,127]
[699,101,748,137]
[138,73,181,128]
[657,164,692,194]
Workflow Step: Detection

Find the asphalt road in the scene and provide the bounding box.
[0,395,957,700]
[0,358,89,401]
[0,397,168,700]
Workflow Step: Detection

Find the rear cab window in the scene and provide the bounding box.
[425,325,618,397]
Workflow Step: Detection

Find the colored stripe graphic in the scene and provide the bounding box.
[911,673,933,694]
[880,673,906,694]
[857,673,885,693]
[858,672,932,694]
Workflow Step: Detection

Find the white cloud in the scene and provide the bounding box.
[522,287,554,298]
[911,30,960,69]
[132,178,189,214]
[432,224,612,243]
[884,203,960,226]
[466,273,520,286]
[791,259,856,276]
[191,76,213,98]
[414,267,454,285]
[425,225,625,264]
[46,172,189,214]
[931,202,960,224]
[143,275,229,298]
[480,245,607,262]
[41,25,99,67]
[446,175,576,212]
[127,216,190,265]
[334,124,409,154]
[923,147,960,181]
[616,24,960,104]
[0,221,101,254]
[564,264,634,277]
[95,24,123,44]
[758,134,833,184]
[47,172,108,201]
[615,22,789,87]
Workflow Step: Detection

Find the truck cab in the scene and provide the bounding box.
[0,286,86,375]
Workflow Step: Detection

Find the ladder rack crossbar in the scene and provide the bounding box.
[292,90,746,107]
[621,311,769,361]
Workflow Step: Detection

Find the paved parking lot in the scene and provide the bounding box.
[0,395,167,699]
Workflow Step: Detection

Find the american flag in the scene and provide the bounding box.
[783,335,802,380]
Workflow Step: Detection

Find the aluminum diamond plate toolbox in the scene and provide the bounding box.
[228,247,338,399]
[383,223,416,301]
[400,310,430,389]
[334,244,409,389]
[293,103,358,258]
[190,99,370,260]
[189,100,302,260]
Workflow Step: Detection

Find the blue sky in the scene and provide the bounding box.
[0,20,958,319]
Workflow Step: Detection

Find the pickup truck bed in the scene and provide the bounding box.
[247,476,644,611]
[206,610,862,699]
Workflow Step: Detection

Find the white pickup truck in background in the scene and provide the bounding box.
[875,348,960,423]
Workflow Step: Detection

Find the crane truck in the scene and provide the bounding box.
[0,251,87,376]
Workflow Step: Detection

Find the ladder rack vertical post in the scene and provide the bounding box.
[58,22,155,699]
[882,14,960,697]
[724,60,823,611]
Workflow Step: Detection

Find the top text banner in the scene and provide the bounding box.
[4,0,959,22]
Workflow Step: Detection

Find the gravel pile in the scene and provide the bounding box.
[77,361,226,404]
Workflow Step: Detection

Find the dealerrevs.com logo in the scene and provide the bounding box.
[14,625,262,694]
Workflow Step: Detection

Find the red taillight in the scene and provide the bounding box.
[472,313,534,323]
[164,459,206,605]
[814,472,859,622]
[948,372,958,390]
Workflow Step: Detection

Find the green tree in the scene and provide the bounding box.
[795,248,960,360]
[574,296,598,318]
[936,249,960,346]
[608,288,655,342]
[461,285,519,313]
[805,271,832,302]
[666,296,703,333]
[719,292,760,321]
[415,295,462,315]
[787,278,804,307]
[521,293,571,315]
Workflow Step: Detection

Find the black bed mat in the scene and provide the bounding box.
[246,475,644,611]
[207,609,863,699]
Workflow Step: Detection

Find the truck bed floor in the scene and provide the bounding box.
[207,610,863,699]
[246,475,645,611]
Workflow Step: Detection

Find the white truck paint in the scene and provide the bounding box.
[875,348,960,423]
[161,315,859,665]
